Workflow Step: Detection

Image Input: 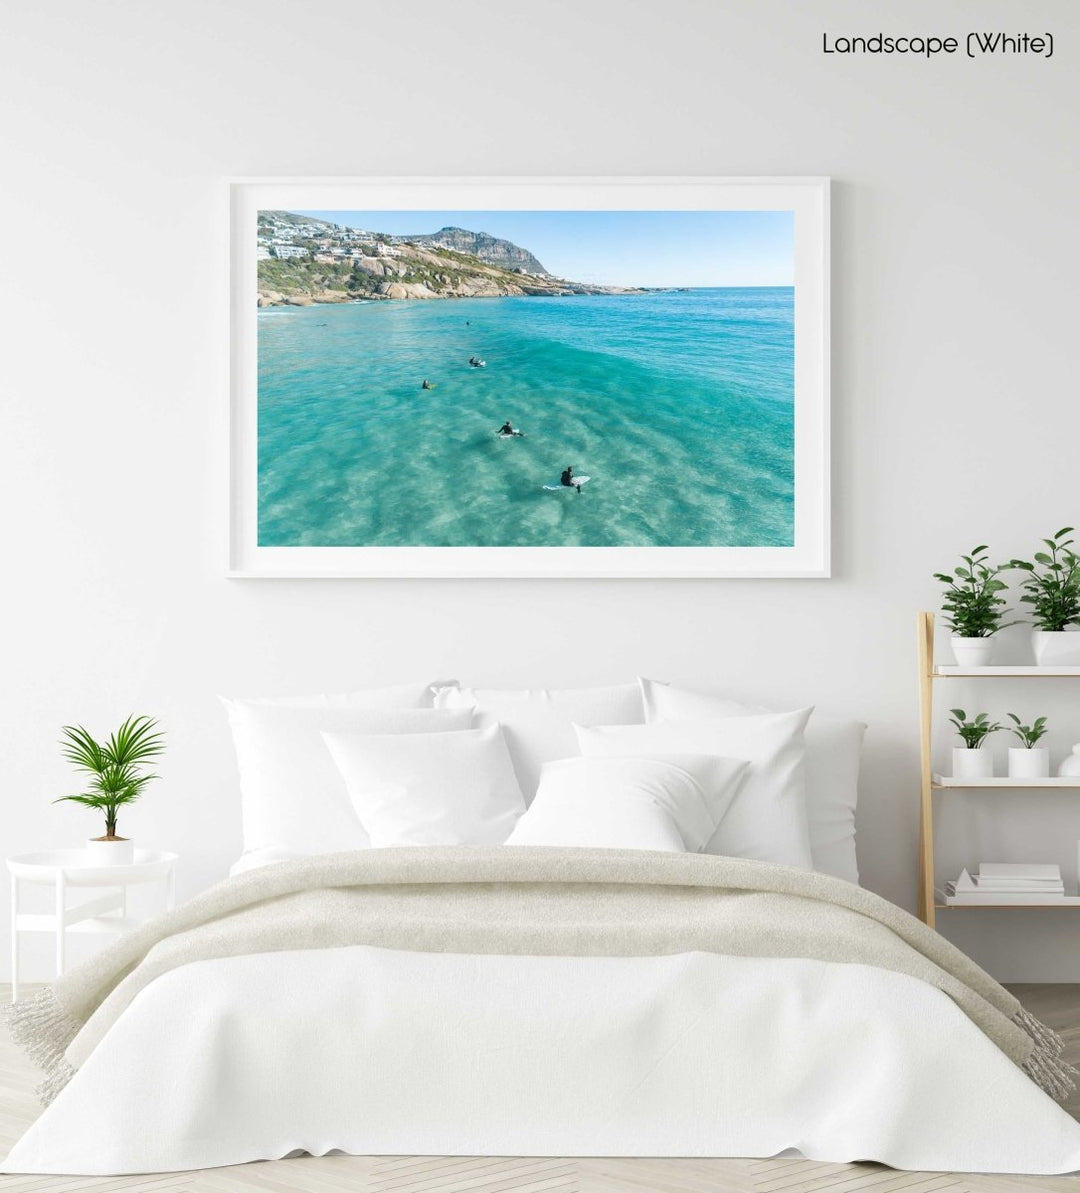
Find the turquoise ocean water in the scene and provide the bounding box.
[257,288,794,547]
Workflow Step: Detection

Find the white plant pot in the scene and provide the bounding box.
[84,837,134,866]
[1008,747,1050,779]
[1032,629,1080,666]
[952,747,994,780]
[951,636,994,667]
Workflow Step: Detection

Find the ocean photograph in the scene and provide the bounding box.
[256,210,795,549]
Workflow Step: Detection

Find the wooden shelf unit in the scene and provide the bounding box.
[917,611,1080,928]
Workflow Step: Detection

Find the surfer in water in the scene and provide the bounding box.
[421,379,433,390]
[498,420,516,436]
[544,466,586,494]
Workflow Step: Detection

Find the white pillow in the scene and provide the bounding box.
[241,681,445,710]
[229,846,307,876]
[433,683,645,800]
[575,708,813,869]
[222,700,473,856]
[505,754,749,852]
[324,723,526,847]
[639,677,865,883]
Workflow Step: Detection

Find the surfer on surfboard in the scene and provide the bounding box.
[543,467,590,493]
[497,421,523,438]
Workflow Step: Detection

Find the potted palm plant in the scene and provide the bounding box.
[1009,528,1080,665]
[1006,714,1050,779]
[55,715,165,864]
[949,709,1001,780]
[934,546,1016,667]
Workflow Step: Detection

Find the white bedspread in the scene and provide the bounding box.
[6,946,1080,1176]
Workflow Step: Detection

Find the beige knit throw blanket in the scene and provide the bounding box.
[8,846,1076,1105]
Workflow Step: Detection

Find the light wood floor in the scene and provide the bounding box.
[1,984,1078,1193]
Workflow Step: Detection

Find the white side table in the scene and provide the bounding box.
[8,849,177,1002]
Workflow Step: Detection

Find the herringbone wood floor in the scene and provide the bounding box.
[1,984,1078,1193]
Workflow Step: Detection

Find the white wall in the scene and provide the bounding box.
[2,0,1078,981]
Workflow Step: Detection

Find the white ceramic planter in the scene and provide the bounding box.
[1008,747,1050,779]
[951,636,994,667]
[1032,629,1080,666]
[84,837,135,866]
[953,747,994,780]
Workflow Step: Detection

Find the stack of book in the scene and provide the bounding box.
[941,863,1071,905]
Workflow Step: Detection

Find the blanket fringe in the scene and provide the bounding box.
[3,987,80,1106]
[36,1059,76,1107]
[1014,1006,1077,1101]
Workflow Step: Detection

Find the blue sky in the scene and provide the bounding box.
[294,209,793,287]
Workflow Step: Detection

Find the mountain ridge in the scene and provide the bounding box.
[401,226,549,276]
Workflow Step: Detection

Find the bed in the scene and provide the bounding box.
[5,678,1080,1176]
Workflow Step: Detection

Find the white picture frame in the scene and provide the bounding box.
[229,176,830,578]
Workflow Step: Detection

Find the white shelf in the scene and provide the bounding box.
[933,665,1080,677]
[14,913,143,933]
[936,897,1080,909]
[933,774,1080,788]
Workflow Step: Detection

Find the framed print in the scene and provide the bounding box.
[228,177,829,577]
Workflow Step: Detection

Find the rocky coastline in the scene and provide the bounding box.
[258,279,646,307]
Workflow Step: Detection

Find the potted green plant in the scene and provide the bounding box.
[55,715,165,865]
[948,709,1002,780]
[933,546,1016,667]
[1006,714,1049,779]
[1009,528,1080,666]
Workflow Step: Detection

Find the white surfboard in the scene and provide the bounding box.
[543,475,591,491]
[497,429,524,439]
